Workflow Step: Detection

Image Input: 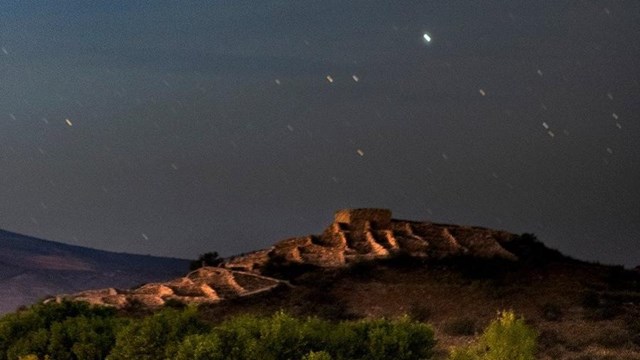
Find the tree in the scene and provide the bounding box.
[190,252,223,270]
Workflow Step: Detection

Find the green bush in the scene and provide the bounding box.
[47,315,123,360]
[177,312,436,360]
[302,351,333,360]
[363,316,436,360]
[1,305,436,360]
[448,311,537,360]
[175,334,224,360]
[17,356,39,360]
[5,328,49,360]
[107,306,208,360]
[0,301,121,360]
[323,315,435,360]
[213,311,314,360]
[449,349,478,360]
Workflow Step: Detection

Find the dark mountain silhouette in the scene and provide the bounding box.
[0,229,189,314]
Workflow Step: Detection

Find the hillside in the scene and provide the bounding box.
[206,256,640,359]
[54,208,519,308]
[0,229,189,314]
[45,209,640,358]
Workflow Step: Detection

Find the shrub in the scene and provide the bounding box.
[211,311,310,360]
[190,252,223,270]
[175,334,224,360]
[207,312,436,360]
[48,315,123,360]
[301,351,333,360]
[361,315,436,360]
[0,301,120,360]
[449,348,479,360]
[1,306,437,360]
[320,315,436,360]
[107,307,208,360]
[480,311,537,360]
[5,328,49,360]
[448,311,537,360]
[17,356,39,360]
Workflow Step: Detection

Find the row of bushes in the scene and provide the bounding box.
[0,301,536,360]
[0,302,435,360]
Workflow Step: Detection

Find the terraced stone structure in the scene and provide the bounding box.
[225,208,518,271]
[54,209,520,308]
[48,267,282,309]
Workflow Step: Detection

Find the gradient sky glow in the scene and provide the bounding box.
[1,1,639,266]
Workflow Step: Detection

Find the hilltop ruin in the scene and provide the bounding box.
[53,209,520,309]
[224,208,517,271]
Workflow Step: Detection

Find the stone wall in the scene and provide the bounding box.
[334,208,392,230]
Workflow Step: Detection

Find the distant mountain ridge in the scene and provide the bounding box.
[0,228,189,314]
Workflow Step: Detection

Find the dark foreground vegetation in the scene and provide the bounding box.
[0,301,536,360]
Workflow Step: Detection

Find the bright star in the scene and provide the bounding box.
[423,33,432,42]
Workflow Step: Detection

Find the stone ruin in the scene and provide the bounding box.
[334,208,392,230]
[48,267,283,309]
[54,208,520,309]
[224,208,518,271]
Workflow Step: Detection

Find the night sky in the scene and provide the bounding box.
[1,1,639,266]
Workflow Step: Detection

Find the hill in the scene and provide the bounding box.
[0,229,189,314]
[53,208,520,308]
[44,209,640,358]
